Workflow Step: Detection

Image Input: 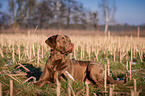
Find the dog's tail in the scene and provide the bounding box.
[107,76,125,85]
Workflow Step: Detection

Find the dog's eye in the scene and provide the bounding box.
[62,37,65,39]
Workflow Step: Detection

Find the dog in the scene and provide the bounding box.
[35,35,124,87]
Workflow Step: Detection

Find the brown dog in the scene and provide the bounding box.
[35,35,124,87]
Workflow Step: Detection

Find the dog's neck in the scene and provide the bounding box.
[49,49,70,65]
[51,49,68,56]
[49,49,70,72]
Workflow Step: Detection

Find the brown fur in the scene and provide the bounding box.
[35,35,124,87]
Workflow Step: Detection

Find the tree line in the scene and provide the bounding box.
[0,0,144,34]
[0,0,98,30]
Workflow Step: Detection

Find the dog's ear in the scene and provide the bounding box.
[64,35,71,42]
[45,35,58,49]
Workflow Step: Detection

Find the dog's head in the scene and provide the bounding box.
[45,35,74,54]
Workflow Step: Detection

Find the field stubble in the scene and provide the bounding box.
[0,33,145,95]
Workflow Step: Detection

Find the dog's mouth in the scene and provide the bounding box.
[68,43,74,53]
[63,43,74,54]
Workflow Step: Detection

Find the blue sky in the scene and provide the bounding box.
[77,0,145,25]
[0,0,145,25]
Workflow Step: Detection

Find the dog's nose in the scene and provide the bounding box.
[70,43,74,47]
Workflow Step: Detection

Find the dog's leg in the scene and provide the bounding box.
[107,76,124,84]
[35,68,50,86]
[87,64,104,87]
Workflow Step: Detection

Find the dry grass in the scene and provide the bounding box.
[0,33,145,62]
[0,31,145,95]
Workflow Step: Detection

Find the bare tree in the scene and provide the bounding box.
[89,11,98,30]
[2,0,100,30]
[66,0,77,28]
[9,0,16,30]
[9,0,36,29]
[99,0,116,35]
